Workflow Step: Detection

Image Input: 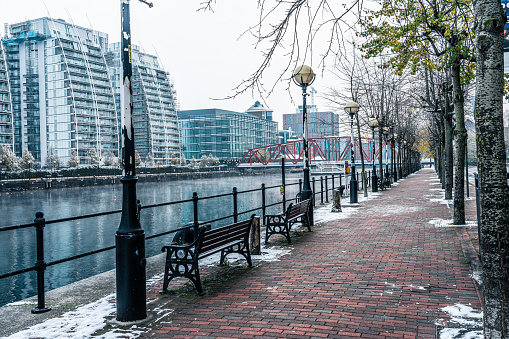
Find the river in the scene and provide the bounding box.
[0,171,328,307]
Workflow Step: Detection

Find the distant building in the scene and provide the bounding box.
[0,42,12,148]
[106,43,179,165]
[283,106,339,139]
[2,17,117,165]
[278,127,298,144]
[1,17,180,167]
[179,108,278,161]
[245,100,273,121]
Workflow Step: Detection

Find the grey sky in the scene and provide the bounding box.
[0,1,343,127]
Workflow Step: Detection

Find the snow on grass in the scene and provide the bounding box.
[437,304,483,339]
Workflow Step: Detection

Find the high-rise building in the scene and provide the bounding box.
[106,43,179,165]
[179,108,278,161]
[2,17,117,165]
[1,17,180,167]
[0,42,13,148]
[283,105,339,139]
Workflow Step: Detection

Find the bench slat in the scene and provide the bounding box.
[200,225,250,254]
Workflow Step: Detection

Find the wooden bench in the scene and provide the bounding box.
[378,173,392,191]
[161,215,255,295]
[264,199,312,244]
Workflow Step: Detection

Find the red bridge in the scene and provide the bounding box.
[238,136,396,166]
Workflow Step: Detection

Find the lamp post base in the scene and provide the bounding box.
[350,166,358,203]
[301,167,314,225]
[372,173,378,192]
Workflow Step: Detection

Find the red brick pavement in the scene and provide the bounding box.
[136,168,482,338]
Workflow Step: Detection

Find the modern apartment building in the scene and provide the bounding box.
[179,108,278,161]
[2,17,118,166]
[1,17,179,167]
[106,43,179,165]
[0,42,13,147]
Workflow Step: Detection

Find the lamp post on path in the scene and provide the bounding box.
[368,118,378,192]
[292,65,315,224]
[116,0,153,323]
[345,101,359,203]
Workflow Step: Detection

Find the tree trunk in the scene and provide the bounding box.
[379,130,384,179]
[441,129,446,189]
[474,0,509,335]
[451,61,466,225]
[444,107,454,200]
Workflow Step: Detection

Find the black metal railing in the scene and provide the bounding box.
[0,173,358,312]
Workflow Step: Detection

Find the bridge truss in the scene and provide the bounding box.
[237,136,397,166]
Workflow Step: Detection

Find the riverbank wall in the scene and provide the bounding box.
[0,170,274,193]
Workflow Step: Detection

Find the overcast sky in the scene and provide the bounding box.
[0,0,346,127]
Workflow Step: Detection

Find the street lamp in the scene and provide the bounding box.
[382,126,390,180]
[368,118,378,192]
[115,0,152,323]
[345,101,359,203]
[392,132,398,182]
[293,65,315,223]
[403,140,408,177]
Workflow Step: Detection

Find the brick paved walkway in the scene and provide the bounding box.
[133,168,481,338]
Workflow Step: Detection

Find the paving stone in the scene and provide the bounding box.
[140,169,482,338]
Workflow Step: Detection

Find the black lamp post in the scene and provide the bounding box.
[368,118,378,192]
[115,0,152,323]
[345,101,359,203]
[383,126,390,181]
[403,140,408,177]
[293,65,315,223]
[398,137,403,179]
[391,131,397,182]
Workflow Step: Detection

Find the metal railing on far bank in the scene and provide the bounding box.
[0,170,376,313]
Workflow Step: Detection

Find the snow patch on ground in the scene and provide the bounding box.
[470,271,482,286]
[429,219,477,228]
[5,294,144,339]
[437,304,483,338]
[313,190,382,224]
[5,244,293,339]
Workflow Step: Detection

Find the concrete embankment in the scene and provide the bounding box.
[0,251,167,337]
[0,170,253,193]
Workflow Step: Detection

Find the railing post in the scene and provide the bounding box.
[339,173,342,189]
[193,192,199,237]
[299,179,302,197]
[332,174,335,193]
[325,175,329,203]
[312,177,316,207]
[261,183,266,221]
[320,176,324,205]
[233,187,238,223]
[32,212,51,314]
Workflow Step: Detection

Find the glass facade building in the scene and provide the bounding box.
[283,106,339,139]
[106,43,180,165]
[1,17,180,167]
[1,18,118,165]
[0,42,13,147]
[179,109,278,161]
